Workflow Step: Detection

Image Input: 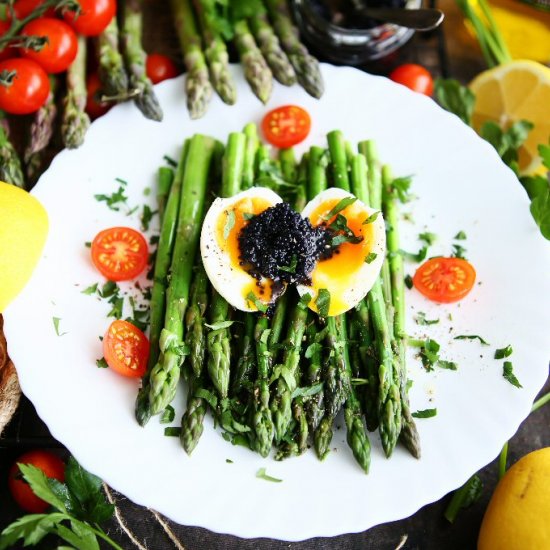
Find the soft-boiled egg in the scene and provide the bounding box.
[297,188,386,316]
[201,187,282,312]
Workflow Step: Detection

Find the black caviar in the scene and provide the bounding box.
[238,202,329,286]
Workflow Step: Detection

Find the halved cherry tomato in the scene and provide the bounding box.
[262,105,311,148]
[413,257,476,303]
[0,58,50,114]
[103,319,149,378]
[389,63,434,96]
[21,18,78,74]
[8,450,65,513]
[91,226,148,281]
[146,53,179,84]
[63,0,116,37]
[86,73,111,119]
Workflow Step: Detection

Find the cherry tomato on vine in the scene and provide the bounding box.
[86,73,111,119]
[64,0,116,37]
[91,226,148,281]
[0,58,50,114]
[413,257,476,303]
[12,0,56,19]
[8,450,65,513]
[103,319,150,378]
[389,63,434,96]
[21,18,78,74]
[145,53,179,84]
[262,105,311,148]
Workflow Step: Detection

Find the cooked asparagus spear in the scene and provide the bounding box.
[233,19,273,104]
[157,166,175,223]
[148,134,217,415]
[242,122,259,190]
[265,0,324,98]
[171,0,213,119]
[192,0,237,105]
[0,116,25,188]
[121,0,163,121]
[62,35,90,149]
[98,15,129,97]
[249,11,296,86]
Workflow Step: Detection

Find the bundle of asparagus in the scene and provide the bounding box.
[170,0,324,119]
[137,125,420,473]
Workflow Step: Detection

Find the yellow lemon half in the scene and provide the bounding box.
[478,447,550,550]
[0,182,49,312]
[469,60,550,175]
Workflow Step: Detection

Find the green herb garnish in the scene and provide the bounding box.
[256,468,282,483]
[362,211,380,225]
[444,474,483,523]
[419,232,437,245]
[401,245,428,263]
[81,283,98,295]
[96,357,108,369]
[415,311,439,325]
[452,243,467,259]
[454,230,467,240]
[163,154,177,167]
[52,317,67,337]
[141,205,156,231]
[223,209,236,240]
[495,345,513,359]
[404,275,413,289]
[321,196,357,222]
[279,255,297,274]
[205,320,235,330]
[454,334,490,345]
[246,292,267,313]
[503,361,522,388]
[316,289,331,318]
[164,427,182,437]
[365,252,377,264]
[160,405,175,424]
[412,408,437,418]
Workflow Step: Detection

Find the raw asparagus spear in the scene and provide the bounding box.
[98,15,128,97]
[193,0,237,105]
[148,134,216,415]
[62,35,90,149]
[382,164,420,458]
[121,0,163,121]
[171,0,213,119]
[24,77,57,184]
[249,11,296,86]
[206,132,246,398]
[233,19,273,104]
[135,143,188,426]
[265,0,324,98]
[0,116,25,188]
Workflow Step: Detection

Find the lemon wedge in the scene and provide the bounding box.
[0,182,49,312]
[469,59,550,175]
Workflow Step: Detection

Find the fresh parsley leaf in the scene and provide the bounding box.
[279,255,297,274]
[291,382,324,400]
[245,292,267,313]
[415,311,439,325]
[454,230,467,240]
[362,211,380,224]
[223,209,236,240]
[255,159,295,190]
[404,274,413,289]
[160,405,175,424]
[0,512,68,549]
[434,78,475,125]
[390,176,413,203]
[503,361,522,388]
[321,196,357,222]
[530,186,550,240]
[401,245,428,263]
[452,243,467,259]
[305,342,323,359]
[438,360,458,370]
[164,427,182,437]
[539,142,550,170]
[495,345,513,359]
[84,241,91,248]
[418,338,441,370]
[94,184,128,212]
[96,357,108,369]
[99,281,118,298]
[205,320,235,330]
[331,233,362,247]
[141,205,156,231]
[17,463,68,512]
[195,388,218,409]
[243,212,255,221]
[52,317,67,337]
[419,232,437,245]
[412,408,437,418]
[454,335,490,345]
[107,297,124,319]
[81,283,98,296]
[365,252,378,264]
[256,467,282,483]
[316,289,331,318]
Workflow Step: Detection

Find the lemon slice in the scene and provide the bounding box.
[0,182,49,312]
[469,59,550,175]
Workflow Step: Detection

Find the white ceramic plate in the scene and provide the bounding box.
[4,65,550,541]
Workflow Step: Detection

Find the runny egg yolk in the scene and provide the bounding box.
[215,196,274,307]
[308,198,376,316]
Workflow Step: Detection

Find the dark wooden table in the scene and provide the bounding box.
[1,1,548,548]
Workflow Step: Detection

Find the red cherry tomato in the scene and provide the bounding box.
[8,450,65,513]
[0,20,17,62]
[262,105,311,148]
[64,0,116,37]
[145,53,179,84]
[0,58,50,114]
[389,63,434,96]
[103,319,150,378]
[20,18,78,74]
[413,257,476,303]
[91,226,149,281]
[86,72,111,119]
[12,0,56,19]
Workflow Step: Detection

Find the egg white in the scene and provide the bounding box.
[200,187,283,312]
[297,187,386,316]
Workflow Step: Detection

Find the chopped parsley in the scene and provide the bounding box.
[365,252,378,264]
[84,241,91,248]
[279,254,297,274]
[454,335,490,345]
[223,209,236,240]
[415,311,439,325]
[454,230,467,240]
[404,274,413,289]
[452,243,467,259]
[164,427,182,437]
[160,405,175,424]
[316,289,331,318]
[243,212,255,221]
[495,345,513,359]
[163,154,177,167]
[321,196,357,222]
[94,182,129,212]
[96,357,108,369]
[291,383,324,399]
[419,232,437,245]
[400,245,428,263]
[362,211,380,225]
[141,205,157,231]
[52,317,67,337]
[205,320,235,331]
[503,361,522,388]
[256,468,282,483]
[328,214,363,247]
[412,408,437,418]
[246,292,267,313]
[226,459,234,464]
[81,283,98,295]
[390,175,413,203]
